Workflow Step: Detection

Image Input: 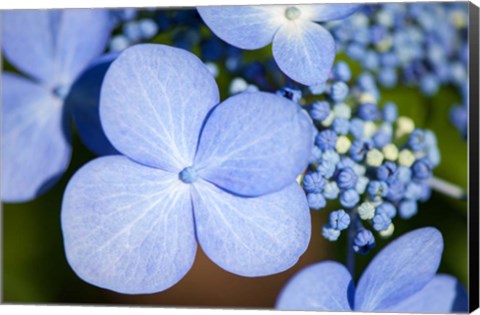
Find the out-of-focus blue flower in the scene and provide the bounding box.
[276,228,468,312]
[198,4,361,85]
[1,9,113,203]
[61,44,314,294]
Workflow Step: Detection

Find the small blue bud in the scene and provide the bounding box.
[337,157,356,170]
[276,86,302,103]
[333,61,352,82]
[349,118,365,140]
[323,182,340,200]
[386,179,405,202]
[139,19,159,39]
[337,167,358,190]
[376,202,397,218]
[372,130,392,148]
[353,229,375,254]
[367,180,389,198]
[309,145,322,164]
[329,81,349,103]
[329,210,350,231]
[340,189,360,208]
[322,224,341,241]
[307,193,327,210]
[382,102,398,123]
[399,200,418,219]
[322,150,341,165]
[303,172,326,193]
[377,162,398,182]
[397,166,412,184]
[316,130,338,151]
[333,117,350,135]
[404,182,423,200]
[412,159,432,180]
[349,140,372,162]
[317,159,336,179]
[310,101,331,122]
[372,212,392,231]
[357,103,380,121]
[418,181,432,202]
[408,129,426,151]
[378,67,398,88]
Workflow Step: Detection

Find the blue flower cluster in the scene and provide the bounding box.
[328,3,468,96]
[294,62,441,252]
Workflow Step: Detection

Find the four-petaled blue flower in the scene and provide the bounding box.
[61,44,314,294]
[1,9,114,202]
[197,4,361,86]
[276,227,467,312]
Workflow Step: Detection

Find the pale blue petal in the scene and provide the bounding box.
[61,156,196,294]
[2,9,111,86]
[194,92,313,197]
[100,44,219,173]
[355,227,444,311]
[386,275,468,313]
[192,181,310,277]
[272,21,335,86]
[1,73,71,203]
[300,4,362,22]
[66,53,119,156]
[197,5,284,50]
[276,261,354,311]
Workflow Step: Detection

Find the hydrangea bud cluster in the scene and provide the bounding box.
[296,62,441,253]
[327,3,468,97]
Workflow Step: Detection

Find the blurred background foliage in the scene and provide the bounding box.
[2,5,468,308]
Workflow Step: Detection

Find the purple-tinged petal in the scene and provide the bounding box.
[301,4,362,22]
[100,44,219,172]
[355,227,443,311]
[194,92,313,197]
[66,53,119,156]
[2,9,111,86]
[276,261,354,311]
[61,156,196,294]
[272,21,335,86]
[192,181,310,277]
[197,5,284,50]
[386,274,468,313]
[1,73,71,203]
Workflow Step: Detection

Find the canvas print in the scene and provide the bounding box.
[1,2,478,313]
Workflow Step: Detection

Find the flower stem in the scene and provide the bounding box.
[429,176,467,200]
[346,209,358,277]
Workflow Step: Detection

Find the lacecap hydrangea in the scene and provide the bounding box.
[283,61,441,253]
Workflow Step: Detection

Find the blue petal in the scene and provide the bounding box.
[194,92,313,197]
[100,44,219,173]
[2,9,111,86]
[386,275,468,313]
[1,73,71,203]
[66,53,119,156]
[272,21,335,86]
[355,227,443,311]
[197,6,284,50]
[192,181,310,277]
[61,156,196,294]
[301,4,362,22]
[276,261,354,311]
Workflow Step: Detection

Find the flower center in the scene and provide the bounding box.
[53,85,71,100]
[179,166,197,184]
[285,6,301,20]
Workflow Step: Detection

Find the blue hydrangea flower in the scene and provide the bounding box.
[197,4,361,85]
[2,9,113,202]
[295,61,440,247]
[61,44,313,294]
[276,227,467,312]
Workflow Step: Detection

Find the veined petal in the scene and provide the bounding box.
[272,21,335,86]
[61,156,196,294]
[197,5,285,50]
[194,92,313,197]
[355,227,443,311]
[386,274,468,313]
[1,73,71,203]
[66,53,119,156]
[100,44,219,172]
[2,9,111,86]
[299,4,362,22]
[276,261,354,311]
[192,181,310,277]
